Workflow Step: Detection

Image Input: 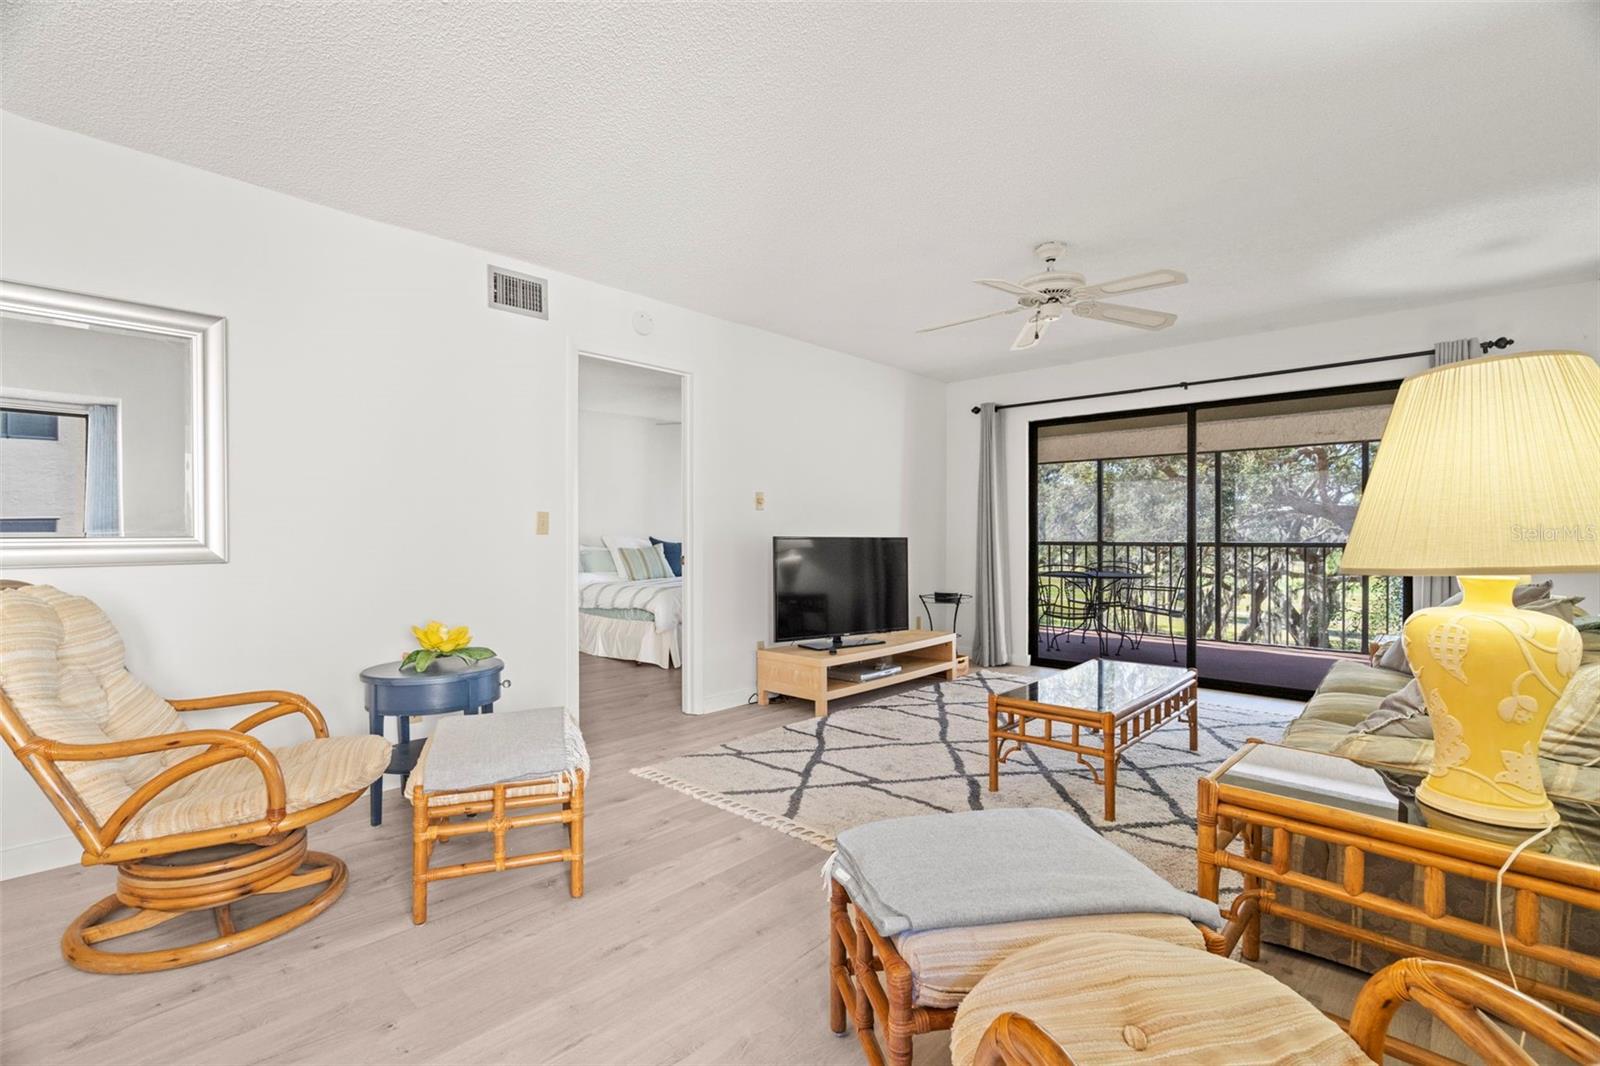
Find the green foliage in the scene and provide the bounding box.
[1035,440,1402,653]
[400,646,496,672]
[402,649,438,674]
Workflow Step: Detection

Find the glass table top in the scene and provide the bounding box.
[1000,659,1194,716]
[1217,742,1600,869]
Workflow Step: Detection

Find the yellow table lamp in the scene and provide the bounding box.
[1341,350,1600,828]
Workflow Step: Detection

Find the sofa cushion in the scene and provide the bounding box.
[1317,659,1411,699]
[1281,715,1358,755]
[1354,678,1432,740]
[895,912,1205,1009]
[1372,633,1411,673]
[1543,661,1600,769]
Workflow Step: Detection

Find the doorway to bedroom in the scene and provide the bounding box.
[575,354,687,715]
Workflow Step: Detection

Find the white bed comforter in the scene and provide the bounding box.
[578,575,682,632]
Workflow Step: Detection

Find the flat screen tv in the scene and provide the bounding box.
[773,536,908,648]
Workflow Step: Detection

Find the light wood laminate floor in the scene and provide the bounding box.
[2,656,1445,1065]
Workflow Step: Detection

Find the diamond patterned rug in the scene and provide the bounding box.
[632,672,1298,893]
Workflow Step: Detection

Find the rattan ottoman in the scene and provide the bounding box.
[407,707,588,924]
[828,883,1248,1066]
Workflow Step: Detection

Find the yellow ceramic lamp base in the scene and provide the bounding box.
[1404,576,1581,829]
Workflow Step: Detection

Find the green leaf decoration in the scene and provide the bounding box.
[407,650,438,674]
[455,646,496,662]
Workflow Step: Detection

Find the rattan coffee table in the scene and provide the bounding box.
[988,659,1198,821]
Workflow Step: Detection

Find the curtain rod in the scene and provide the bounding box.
[969,336,1515,415]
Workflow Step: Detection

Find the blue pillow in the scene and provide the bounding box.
[650,537,683,577]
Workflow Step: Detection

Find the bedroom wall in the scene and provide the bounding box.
[577,411,683,547]
[0,114,948,877]
[942,280,1600,664]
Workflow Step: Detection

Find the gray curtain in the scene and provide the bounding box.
[1410,338,1477,609]
[83,403,120,536]
[971,403,1012,666]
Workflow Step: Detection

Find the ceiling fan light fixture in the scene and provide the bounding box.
[917,242,1186,344]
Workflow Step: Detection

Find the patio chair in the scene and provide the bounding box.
[0,582,391,973]
[1037,580,1093,652]
[1125,565,1186,663]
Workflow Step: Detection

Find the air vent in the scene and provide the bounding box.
[487,266,547,319]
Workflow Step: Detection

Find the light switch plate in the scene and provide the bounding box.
[536,511,550,535]
[754,491,766,511]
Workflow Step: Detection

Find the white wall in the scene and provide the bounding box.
[578,410,683,545]
[944,280,1600,662]
[0,114,947,877]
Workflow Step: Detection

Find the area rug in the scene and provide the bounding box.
[632,672,1298,894]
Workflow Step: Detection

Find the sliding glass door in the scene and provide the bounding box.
[1030,385,1408,693]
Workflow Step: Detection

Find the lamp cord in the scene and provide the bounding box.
[1493,814,1558,1048]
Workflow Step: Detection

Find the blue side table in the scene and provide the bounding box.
[361,657,505,826]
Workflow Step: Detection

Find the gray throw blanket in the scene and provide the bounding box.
[830,808,1221,936]
[426,707,570,790]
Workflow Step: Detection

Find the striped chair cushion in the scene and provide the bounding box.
[121,735,392,841]
[948,932,1368,1066]
[617,544,672,581]
[894,912,1205,1009]
[0,585,391,842]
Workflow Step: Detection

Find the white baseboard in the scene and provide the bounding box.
[696,687,757,715]
[1,834,83,880]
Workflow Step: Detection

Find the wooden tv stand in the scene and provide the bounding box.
[756,629,959,717]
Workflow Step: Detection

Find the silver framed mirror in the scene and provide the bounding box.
[0,282,227,567]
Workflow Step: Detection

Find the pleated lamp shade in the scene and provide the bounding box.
[1342,350,1600,576]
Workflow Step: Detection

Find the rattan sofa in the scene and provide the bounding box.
[1272,639,1600,1025]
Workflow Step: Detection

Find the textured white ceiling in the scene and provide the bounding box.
[3,2,1597,381]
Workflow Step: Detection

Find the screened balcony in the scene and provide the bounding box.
[1031,387,1409,692]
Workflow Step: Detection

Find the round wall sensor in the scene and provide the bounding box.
[632,311,654,336]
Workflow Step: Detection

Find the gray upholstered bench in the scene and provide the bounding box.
[407,706,589,924]
[824,809,1241,1066]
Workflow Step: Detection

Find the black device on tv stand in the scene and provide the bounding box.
[798,634,887,654]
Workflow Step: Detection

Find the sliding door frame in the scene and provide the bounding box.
[1027,379,1409,699]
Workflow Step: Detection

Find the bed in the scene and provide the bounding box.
[578,572,682,669]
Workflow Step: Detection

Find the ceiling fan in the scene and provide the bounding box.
[918,241,1188,351]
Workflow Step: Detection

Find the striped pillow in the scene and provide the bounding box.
[617,544,672,581]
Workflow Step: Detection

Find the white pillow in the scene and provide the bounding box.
[602,534,651,577]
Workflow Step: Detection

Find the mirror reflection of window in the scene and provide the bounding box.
[0,407,88,535]
[0,314,193,539]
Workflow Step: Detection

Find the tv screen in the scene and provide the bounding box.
[773,536,909,643]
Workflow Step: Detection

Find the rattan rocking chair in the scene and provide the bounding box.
[0,582,391,974]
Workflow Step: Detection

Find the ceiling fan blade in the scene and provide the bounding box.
[1072,269,1187,299]
[915,305,1026,334]
[1071,301,1177,331]
[976,278,1046,300]
[1011,314,1051,351]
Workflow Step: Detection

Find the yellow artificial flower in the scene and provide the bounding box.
[412,621,472,654]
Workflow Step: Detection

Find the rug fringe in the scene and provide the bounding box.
[628,766,836,851]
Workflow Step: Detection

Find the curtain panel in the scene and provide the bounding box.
[972,403,1012,666]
